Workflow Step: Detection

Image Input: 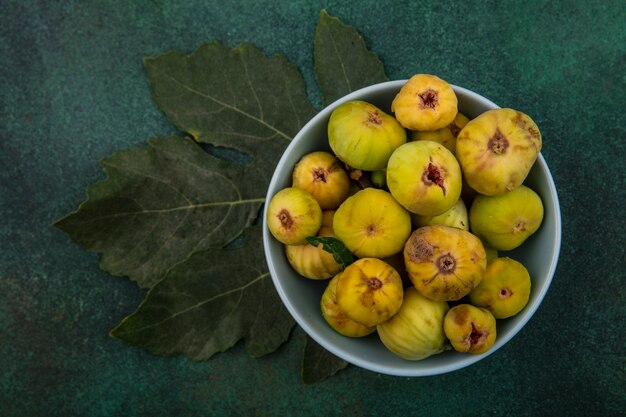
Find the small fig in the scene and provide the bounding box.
[411,112,470,155]
[285,210,341,280]
[469,257,531,319]
[444,304,497,354]
[377,287,450,360]
[404,225,486,301]
[456,108,542,195]
[266,187,322,245]
[370,169,387,189]
[328,100,406,171]
[469,185,544,251]
[333,188,411,258]
[411,198,469,231]
[391,74,458,131]
[335,258,404,327]
[321,273,376,337]
[386,141,462,216]
[292,151,350,209]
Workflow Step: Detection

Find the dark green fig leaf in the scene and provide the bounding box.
[314,10,388,106]
[110,226,294,359]
[306,236,354,270]
[144,42,316,175]
[55,136,265,289]
[302,334,349,384]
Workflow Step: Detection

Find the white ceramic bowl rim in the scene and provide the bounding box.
[263,80,562,376]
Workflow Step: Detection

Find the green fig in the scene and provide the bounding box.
[377,287,450,360]
[469,257,531,319]
[469,185,544,251]
[328,100,406,171]
[387,141,462,216]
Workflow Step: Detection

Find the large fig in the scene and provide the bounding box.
[377,287,450,360]
[404,225,486,301]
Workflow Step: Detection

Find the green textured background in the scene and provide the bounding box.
[1,0,624,415]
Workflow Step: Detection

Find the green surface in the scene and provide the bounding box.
[1,0,624,415]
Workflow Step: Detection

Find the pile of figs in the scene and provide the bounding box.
[267,74,544,360]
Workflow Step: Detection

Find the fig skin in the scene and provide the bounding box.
[292,151,350,209]
[335,258,404,327]
[370,169,387,189]
[386,141,462,217]
[377,287,450,360]
[456,108,542,196]
[469,257,531,319]
[404,225,487,302]
[469,185,544,251]
[444,304,497,354]
[285,210,341,280]
[321,273,376,337]
[328,100,406,171]
[392,74,458,131]
[266,187,322,245]
[333,188,411,258]
[411,112,470,155]
[411,198,469,231]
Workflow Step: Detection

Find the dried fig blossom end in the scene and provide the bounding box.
[312,168,327,182]
[366,110,382,125]
[421,162,447,195]
[499,288,513,298]
[448,122,461,137]
[435,253,457,275]
[488,128,509,155]
[277,209,293,229]
[365,277,383,290]
[513,221,527,233]
[418,88,439,110]
[468,323,487,347]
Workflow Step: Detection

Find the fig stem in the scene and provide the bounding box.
[344,163,374,190]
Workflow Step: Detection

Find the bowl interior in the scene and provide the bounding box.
[263,80,561,376]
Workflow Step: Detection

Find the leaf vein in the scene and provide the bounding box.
[117,272,270,335]
[163,73,291,141]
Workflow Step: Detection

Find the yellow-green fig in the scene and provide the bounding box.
[377,287,450,360]
[456,108,542,196]
[469,185,544,251]
[411,112,470,155]
[469,257,531,319]
[266,187,322,245]
[392,74,458,131]
[335,258,404,327]
[411,198,469,231]
[292,151,350,209]
[321,273,376,337]
[387,141,462,216]
[444,304,497,354]
[285,210,341,280]
[328,100,406,171]
[370,169,387,189]
[333,188,411,258]
[404,225,486,301]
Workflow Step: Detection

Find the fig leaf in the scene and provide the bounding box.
[56,12,387,382]
[314,9,388,106]
[110,226,295,359]
[145,42,316,175]
[306,236,354,270]
[302,334,349,384]
[55,135,266,289]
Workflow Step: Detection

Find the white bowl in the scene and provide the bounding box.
[263,80,562,376]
